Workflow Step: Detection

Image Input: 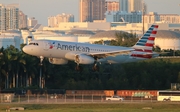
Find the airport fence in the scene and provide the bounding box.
[0,94,157,104]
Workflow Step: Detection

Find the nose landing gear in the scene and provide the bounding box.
[92,63,99,71]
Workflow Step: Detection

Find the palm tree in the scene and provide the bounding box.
[1,45,26,89]
[20,44,39,88]
[0,47,6,90]
[14,51,26,88]
[23,54,38,87]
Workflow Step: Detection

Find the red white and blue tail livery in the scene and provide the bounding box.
[131,25,158,59]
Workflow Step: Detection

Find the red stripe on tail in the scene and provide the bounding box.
[145,43,154,47]
[154,25,158,28]
[152,31,157,34]
[131,54,152,59]
[148,37,155,41]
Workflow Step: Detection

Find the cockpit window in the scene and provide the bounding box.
[29,43,39,46]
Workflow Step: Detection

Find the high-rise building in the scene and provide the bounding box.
[106,1,119,11]
[143,12,180,24]
[28,17,38,28]
[79,0,106,22]
[128,0,143,12]
[105,11,142,23]
[19,11,28,29]
[143,12,159,24]
[119,0,128,12]
[159,14,180,23]
[119,0,145,13]
[0,4,19,31]
[48,13,74,27]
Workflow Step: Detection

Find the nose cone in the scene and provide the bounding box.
[22,46,29,54]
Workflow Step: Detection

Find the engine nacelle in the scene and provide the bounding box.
[49,58,68,65]
[65,52,94,64]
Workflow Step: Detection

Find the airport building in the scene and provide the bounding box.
[0,30,22,49]
[89,29,180,50]
[43,22,111,31]
[155,30,180,50]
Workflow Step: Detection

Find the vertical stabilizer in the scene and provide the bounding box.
[133,25,158,52]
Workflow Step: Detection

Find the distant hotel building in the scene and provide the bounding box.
[159,14,180,23]
[28,17,38,28]
[119,0,128,12]
[129,0,143,12]
[0,4,19,31]
[143,12,180,24]
[79,0,106,22]
[119,0,146,13]
[48,13,74,27]
[105,11,142,23]
[19,11,28,29]
[105,1,119,11]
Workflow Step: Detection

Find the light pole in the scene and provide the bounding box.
[0,52,3,93]
[142,0,145,34]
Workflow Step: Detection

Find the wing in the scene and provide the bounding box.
[89,48,134,58]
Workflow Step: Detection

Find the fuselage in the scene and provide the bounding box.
[23,39,158,64]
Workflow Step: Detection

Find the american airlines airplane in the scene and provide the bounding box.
[23,25,159,71]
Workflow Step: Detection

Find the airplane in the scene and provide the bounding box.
[23,25,159,71]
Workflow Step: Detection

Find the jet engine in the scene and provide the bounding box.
[65,53,94,64]
[49,58,68,65]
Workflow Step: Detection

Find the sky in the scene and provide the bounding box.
[0,0,180,26]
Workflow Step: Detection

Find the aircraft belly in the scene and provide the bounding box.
[34,48,63,58]
[106,55,129,64]
[50,49,67,58]
[124,56,146,63]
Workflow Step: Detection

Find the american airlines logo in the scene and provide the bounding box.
[57,43,90,52]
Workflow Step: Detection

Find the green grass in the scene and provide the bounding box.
[0,102,180,112]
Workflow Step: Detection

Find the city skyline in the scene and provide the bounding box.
[0,0,180,25]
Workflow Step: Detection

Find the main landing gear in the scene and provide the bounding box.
[92,63,99,71]
[75,63,99,72]
[75,64,83,71]
[74,55,83,71]
[92,57,99,71]
[75,62,99,72]
[39,56,44,89]
[40,56,44,66]
[74,55,100,72]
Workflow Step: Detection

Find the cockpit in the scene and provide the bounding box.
[29,43,39,46]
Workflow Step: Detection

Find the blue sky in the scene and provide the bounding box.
[0,0,180,25]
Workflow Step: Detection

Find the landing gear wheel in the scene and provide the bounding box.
[39,56,44,66]
[75,65,83,71]
[92,65,99,71]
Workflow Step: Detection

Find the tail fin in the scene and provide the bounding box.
[133,25,158,52]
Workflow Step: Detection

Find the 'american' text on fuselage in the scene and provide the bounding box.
[57,43,90,52]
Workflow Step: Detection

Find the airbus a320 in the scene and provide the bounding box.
[23,25,159,71]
